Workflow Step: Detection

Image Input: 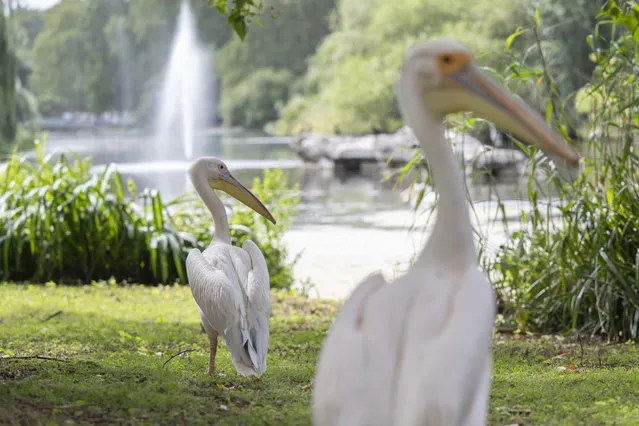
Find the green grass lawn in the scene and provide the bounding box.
[1,283,638,425]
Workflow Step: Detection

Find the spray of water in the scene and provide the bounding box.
[154,0,212,160]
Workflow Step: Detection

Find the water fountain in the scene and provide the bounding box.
[153,0,213,161]
[88,0,297,196]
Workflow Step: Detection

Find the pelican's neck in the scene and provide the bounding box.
[397,80,475,268]
[191,171,231,245]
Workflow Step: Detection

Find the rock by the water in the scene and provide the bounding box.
[291,126,530,180]
[375,126,420,166]
[471,148,528,178]
[329,135,377,161]
[291,134,337,162]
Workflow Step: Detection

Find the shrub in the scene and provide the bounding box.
[230,168,300,290]
[35,94,64,118]
[0,141,300,289]
[0,141,196,284]
[484,1,639,340]
[219,68,292,130]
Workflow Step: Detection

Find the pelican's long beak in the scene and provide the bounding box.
[211,175,277,224]
[440,65,580,167]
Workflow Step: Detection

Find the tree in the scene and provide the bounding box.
[30,0,90,114]
[217,0,336,129]
[0,0,17,150]
[7,5,43,60]
[220,68,292,128]
[273,0,526,135]
[27,0,235,119]
[496,0,610,132]
[528,0,607,97]
[83,0,119,113]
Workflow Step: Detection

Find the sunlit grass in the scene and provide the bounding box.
[491,336,639,425]
[1,284,638,425]
[0,283,336,425]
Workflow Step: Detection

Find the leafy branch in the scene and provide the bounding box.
[208,0,265,40]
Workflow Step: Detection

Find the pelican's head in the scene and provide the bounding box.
[397,38,579,167]
[189,156,277,224]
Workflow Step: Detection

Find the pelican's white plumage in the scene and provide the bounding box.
[312,39,579,426]
[186,156,276,377]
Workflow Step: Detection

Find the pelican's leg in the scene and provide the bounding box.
[208,331,219,375]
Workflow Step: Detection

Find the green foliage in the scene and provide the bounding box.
[524,0,610,104]
[229,168,300,290]
[7,2,43,105]
[0,142,299,289]
[30,0,92,112]
[273,0,526,135]
[494,0,608,129]
[10,0,613,135]
[217,0,335,89]
[24,0,316,121]
[0,3,17,150]
[35,93,64,117]
[8,6,44,59]
[28,0,233,118]
[268,0,609,136]
[6,13,39,126]
[219,0,609,135]
[83,0,117,113]
[209,0,265,41]
[217,0,336,130]
[485,1,639,340]
[220,67,292,129]
[0,141,197,284]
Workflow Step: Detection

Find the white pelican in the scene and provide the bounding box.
[186,157,276,377]
[312,39,579,426]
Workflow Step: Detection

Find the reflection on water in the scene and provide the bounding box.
[41,129,539,299]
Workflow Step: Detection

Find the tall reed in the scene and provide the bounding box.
[485,1,639,340]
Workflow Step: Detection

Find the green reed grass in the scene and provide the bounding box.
[485,1,639,340]
[0,141,196,284]
[0,139,299,289]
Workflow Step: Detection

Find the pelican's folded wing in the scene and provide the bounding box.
[186,248,246,343]
[240,239,271,375]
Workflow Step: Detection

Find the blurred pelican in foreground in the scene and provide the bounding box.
[312,39,579,426]
[186,157,276,377]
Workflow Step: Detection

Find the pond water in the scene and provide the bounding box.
[41,128,539,299]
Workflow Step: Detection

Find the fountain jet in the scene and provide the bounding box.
[154,0,213,160]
